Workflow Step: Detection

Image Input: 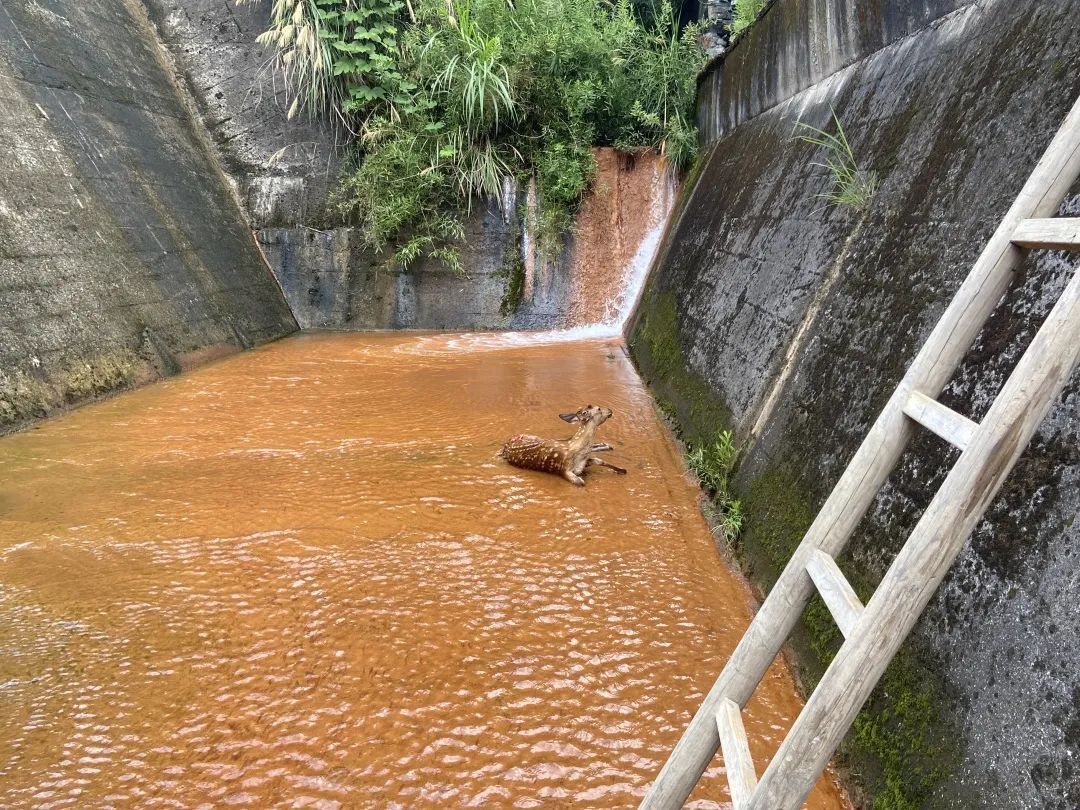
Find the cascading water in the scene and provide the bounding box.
[564,149,678,337]
[593,156,678,333]
[430,150,678,355]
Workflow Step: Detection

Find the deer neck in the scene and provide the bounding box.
[567,421,600,455]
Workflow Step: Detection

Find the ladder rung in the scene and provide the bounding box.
[902,390,979,450]
[804,549,864,638]
[1012,217,1080,250]
[715,697,757,809]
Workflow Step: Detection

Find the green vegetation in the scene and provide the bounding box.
[741,461,960,809]
[795,111,879,211]
[245,0,705,269]
[498,221,526,316]
[687,429,744,540]
[729,0,767,38]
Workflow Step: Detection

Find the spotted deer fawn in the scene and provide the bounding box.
[500,404,627,486]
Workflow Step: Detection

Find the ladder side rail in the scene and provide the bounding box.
[747,265,1080,810]
[640,93,1080,810]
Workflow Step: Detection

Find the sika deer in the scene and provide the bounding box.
[500,404,627,486]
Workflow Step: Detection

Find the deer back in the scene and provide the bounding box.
[500,434,574,474]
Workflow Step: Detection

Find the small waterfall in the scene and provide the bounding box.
[562,149,678,338]
[401,149,678,355]
[597,157,677,333]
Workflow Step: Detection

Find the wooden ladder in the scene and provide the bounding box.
[640,93,1080,810]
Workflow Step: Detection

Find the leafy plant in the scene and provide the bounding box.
[253,0,706,270]
[729,0,768,38]
[687,429,744,541]
[241,0,417,125]
[795,111,879,211]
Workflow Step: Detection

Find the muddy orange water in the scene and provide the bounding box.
[0,333,845,809]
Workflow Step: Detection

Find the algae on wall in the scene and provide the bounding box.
[630,0,1080,806]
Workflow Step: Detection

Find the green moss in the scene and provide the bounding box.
[60,350,139,403]
[741,460,815,583]
[497,220,527,317]
[1051,59,1068,81]
[742,459,961,807]
[629,288,744,541]
[1,350,146,433]
[853,651,959,810]
[629,287,732,443]
[0,370,55,426]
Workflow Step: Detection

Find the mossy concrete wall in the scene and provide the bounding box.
[256,194,574,331]
[0,0,297,434]
[630,0,1080,806]
[254,195,572,331]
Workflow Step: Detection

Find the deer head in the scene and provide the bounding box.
[559,404,613,429]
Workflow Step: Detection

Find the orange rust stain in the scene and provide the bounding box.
[0,332,847,809]
[567,148,665,327]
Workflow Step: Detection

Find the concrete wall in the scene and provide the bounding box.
[256,194,572,331]
[631,0,1080,806]
[148,1,671,331]
[257,193,574,331]
[698,0,969,141]
[0,0,297,433]
[143,0,342,229]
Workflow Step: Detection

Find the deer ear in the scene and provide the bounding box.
[559,412,579,423]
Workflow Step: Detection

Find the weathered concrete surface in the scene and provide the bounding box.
[143,0,342,228]
[257,197,573,331]
[260,149,674,331]
[698,0,970,141]
[0,0,297,432]
[631,0,1080,806]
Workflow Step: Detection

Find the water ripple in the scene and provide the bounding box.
[0,333,845,809]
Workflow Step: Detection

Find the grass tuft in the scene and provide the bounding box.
[729,0,768,38]
[687,430,744,541]
[795,110,879,211]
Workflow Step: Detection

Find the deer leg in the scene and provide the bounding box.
[586,457,627,475]
[563,470,586,486]
[590,443,614,452]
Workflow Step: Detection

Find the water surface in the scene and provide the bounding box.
[0,333,845,808]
